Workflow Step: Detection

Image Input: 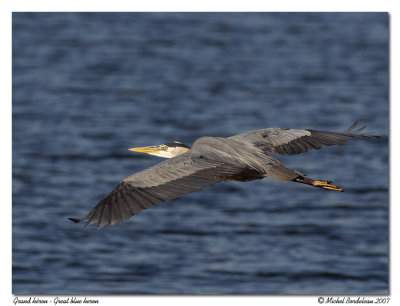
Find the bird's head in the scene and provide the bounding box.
[129,141,191,158]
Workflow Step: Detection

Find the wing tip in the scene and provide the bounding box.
[68,217,82,223]
[344,121,359,133]
[344,121,380,138]
[69,217,93,229]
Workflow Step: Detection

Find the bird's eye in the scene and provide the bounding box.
[159,145,168,151]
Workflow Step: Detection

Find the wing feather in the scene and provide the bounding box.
[73,153,244,229]
[230,122,378,155]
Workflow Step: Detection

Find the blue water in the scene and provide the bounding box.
[12,12,388,294]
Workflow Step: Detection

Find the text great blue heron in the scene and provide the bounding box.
[69,122,378,229]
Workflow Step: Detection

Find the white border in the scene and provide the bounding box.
[3,0,397,12]
[3,1,396,305]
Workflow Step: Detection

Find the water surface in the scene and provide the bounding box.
[12,12,388,294]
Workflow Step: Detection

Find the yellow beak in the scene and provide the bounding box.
[128,146,160,154]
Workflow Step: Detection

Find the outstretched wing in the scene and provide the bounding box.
[229,122,379,155]
[70,152,243,229]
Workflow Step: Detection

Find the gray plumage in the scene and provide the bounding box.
[69,122,378,229]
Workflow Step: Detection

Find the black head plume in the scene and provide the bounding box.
[164,141,191,149]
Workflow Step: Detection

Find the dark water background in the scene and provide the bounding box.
[12,12,388,294]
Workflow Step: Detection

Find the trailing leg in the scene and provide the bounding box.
[293,176,344,192]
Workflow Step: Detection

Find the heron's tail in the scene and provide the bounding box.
[293,176,344,192]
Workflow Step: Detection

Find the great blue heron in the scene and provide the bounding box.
[69,122,378,229]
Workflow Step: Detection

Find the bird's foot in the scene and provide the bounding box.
[312,180,344,192]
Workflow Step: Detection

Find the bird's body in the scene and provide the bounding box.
[70,122,378,229]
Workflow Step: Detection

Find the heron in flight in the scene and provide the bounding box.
[69,122,378,229]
